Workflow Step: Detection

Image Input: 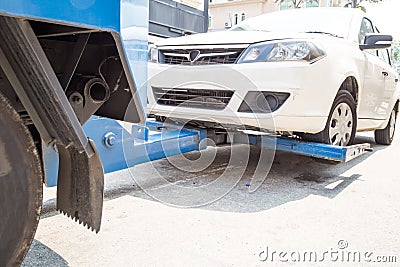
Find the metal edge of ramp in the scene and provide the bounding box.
[256,135,372,163]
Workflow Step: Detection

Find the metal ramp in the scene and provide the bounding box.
[246,134,372,162]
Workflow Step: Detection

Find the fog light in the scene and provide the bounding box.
[265,94,279,111]
[255,94,268,111]
[238,91,289,113]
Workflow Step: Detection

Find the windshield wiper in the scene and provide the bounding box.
[305,31,342,38]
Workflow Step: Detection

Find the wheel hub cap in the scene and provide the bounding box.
[329,103,353,146]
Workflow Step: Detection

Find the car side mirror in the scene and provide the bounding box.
[360,34,393,50]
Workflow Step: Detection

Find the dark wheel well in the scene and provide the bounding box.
[339,76,358,107]
[301,90,357,146]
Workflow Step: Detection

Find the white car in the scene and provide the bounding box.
[147,8,400,146]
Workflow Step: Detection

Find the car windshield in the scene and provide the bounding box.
[230,8,354,39]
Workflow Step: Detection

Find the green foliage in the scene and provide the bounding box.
[275,0,384,9]
[274,0,319,8]
[392,41,400,74]
[275,0,304,8]
[344,0,385,8]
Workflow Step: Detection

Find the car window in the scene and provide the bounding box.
[378,49,391,65]
[374,27,391,66]
[359,18,374,44]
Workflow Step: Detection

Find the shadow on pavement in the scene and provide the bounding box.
[121,133,392,213]
[40,133,393,215]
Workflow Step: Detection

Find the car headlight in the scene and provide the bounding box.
[237,40,326,63]
[148,45,159,63]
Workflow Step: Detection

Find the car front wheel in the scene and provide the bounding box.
[302,90,357,146]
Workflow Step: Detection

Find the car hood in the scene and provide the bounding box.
[155,31,321,47]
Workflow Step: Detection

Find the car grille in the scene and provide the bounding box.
[160,48,244,65]
[153,87,234,110]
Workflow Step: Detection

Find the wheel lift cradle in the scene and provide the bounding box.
[43,116,373,188]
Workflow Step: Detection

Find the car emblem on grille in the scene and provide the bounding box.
[189,50,201,62]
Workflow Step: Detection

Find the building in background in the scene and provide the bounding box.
[209,0,345,31]
[149,0,208,41]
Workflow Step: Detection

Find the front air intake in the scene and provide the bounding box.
[153,87,234,110]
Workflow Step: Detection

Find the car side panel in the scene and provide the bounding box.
[359,51,389,120]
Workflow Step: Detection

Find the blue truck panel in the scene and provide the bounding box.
[0,0,120,31]
[121,0,149,110]
[0,0,149,110]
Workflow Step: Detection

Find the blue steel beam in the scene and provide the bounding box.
[247,134,371,162]
[42,117,370,187]
[43,116,206,187]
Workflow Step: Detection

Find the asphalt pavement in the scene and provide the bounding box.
[22,131,400,266]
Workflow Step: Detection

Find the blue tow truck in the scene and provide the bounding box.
[0,1,372,265]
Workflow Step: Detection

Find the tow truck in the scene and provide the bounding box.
[0,1,372,265]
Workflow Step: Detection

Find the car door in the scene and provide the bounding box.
[358,18,389,120]
[377,48,398,117]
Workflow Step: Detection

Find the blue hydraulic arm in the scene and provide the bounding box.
[43,117,207,187]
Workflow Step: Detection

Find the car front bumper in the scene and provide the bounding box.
[147,58,344,134]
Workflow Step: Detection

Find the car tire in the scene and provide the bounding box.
[374,106,397,145]
[0,92,43,266]
[302,90,357,146]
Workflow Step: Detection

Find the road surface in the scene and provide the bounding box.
[23,132,400,266]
